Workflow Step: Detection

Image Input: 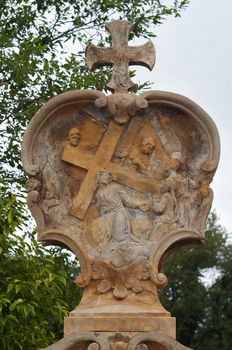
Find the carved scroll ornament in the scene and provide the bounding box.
[22,89,220,306]
[41,331,191,350]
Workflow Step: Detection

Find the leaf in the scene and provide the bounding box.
[0,298,11,305]
[9,299,24,312]
[15,284,21,294]
[97,279,112,294]
[113,283,127,300]
[7,314,19,323]
[7,283,15,293]
[7,210,12,224]
[128,278,143,293]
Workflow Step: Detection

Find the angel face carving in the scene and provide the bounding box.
[140,137,155,155]
[67,127,81,147]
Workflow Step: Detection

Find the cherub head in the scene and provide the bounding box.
[67,127,81,146]
[140,137,155,155]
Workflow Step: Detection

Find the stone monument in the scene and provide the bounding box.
[21,20,220,350]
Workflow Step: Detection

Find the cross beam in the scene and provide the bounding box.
[85,20,155,93]
[62,120,158,219]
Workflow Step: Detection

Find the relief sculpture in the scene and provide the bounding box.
[23,102,219,294]
[116,136,156,175]
[23,102,218,302]
[90,169,151,299]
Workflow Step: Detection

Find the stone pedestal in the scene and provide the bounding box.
[64,315,176,338]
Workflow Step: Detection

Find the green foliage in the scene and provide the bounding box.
[0,0,189,185]
[0,182,81,349]
[160,212,232,349]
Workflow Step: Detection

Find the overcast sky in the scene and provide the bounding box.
[135,0,232,234]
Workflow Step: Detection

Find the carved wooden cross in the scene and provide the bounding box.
[85,20,155,93]
[62,119,157,219]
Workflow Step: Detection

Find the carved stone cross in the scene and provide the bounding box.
[86,20,155,93]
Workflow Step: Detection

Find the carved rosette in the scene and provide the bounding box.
[91,256,150,300]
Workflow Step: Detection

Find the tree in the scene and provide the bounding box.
[192,218,232,349]
[160,212,232,349]
[0,180,81,349]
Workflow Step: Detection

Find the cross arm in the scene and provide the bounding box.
[61,146,94,170]
[126,42,156,71]
[86,44,116,70]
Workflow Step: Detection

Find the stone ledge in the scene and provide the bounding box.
[64,316,176,338]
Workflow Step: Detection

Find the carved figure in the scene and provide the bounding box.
[128,137,155,174]
[42,182,62,225]
[67,126,81,146]
[148,180,178,240]
[164,169,189,228]
[61,126,82,165]
[191,173,213,229]
[40,153,71,228]
[27,178,41,203]
[115,136,156,175]
[154,181,177,223]
[92,169,150,267]
[89,169,153,300]
[95,170,150,246]
[26,178,45,231]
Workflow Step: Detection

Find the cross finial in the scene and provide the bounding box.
[85,20,156,93]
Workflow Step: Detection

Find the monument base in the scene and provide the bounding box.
[64,306,176,338]
[65,291,176,337]
[64,315,176,338]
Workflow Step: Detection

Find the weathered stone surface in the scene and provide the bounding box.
[64,315,176,338]
[22,88,220,340]
[22,89,220,305]
[86,20,155,93]
[41,331,192,350]
[22,20,220,350]
[41,332,110,350]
